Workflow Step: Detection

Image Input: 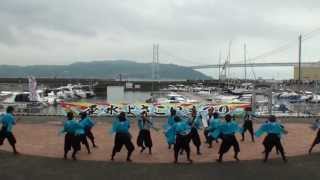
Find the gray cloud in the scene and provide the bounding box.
[0,0,319,66]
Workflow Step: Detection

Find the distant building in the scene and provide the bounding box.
[294,63,320,80]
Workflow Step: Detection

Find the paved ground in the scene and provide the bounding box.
[1,120,320,180]
[1,151,320,180]
[0,121,319,163]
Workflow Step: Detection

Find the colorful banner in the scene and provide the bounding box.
[60,101,250,117]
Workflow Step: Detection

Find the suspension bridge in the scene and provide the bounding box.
[189,61,320,69]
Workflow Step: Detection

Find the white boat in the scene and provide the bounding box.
[214,95,239,103]
[72,84,95,98]
[309,94,320,103]
[156,92,197,104]
[0,91,47,113]
[55,85,75,99]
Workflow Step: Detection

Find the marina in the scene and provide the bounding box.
[1,78,320,117]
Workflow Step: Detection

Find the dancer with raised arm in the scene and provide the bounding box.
[255,115,287,163]
[188,106,202,155]
[137,111,154,154]
[211,114,242,163]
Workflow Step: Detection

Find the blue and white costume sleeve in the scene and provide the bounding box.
[207,118,221,132]
[172,121,191,136]
[193,115,203,130]
[163,115,175,130]
[111,118,130,134]
[211,121,242,139]
[165,125,176,145]
[255,122,285,138]
[60,119,84,136]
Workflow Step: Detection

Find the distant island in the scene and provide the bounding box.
[0,60,211,80]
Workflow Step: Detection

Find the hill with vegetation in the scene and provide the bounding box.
[0,60,211,80]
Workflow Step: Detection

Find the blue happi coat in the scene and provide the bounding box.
[255,122,285,138]
[111,117,131,134]
[189,115,203,130]
[137,115,153,131]
[79,117,95,130]
[211,121,242,139]
[0,113,16,132]
[207,117,221,132]
[60,119,84,136]
[165,120,191,145]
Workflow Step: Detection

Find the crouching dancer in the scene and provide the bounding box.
[255,115,287,163]
[60,112,82,160]
[211,114,242,163]
[0,106,18,154]
[111,112,135,162]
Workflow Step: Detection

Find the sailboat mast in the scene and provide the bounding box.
[244,43,247,81]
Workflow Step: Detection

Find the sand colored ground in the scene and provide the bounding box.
[0,121,319,163]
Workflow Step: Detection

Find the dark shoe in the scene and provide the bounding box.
[234,156,240,162]
[140,147,146,153]
[283,158,288,163]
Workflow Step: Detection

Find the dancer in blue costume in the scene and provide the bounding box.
[110,112,135,162]
[164,108,177,149]
[137,111,154,154]
[241,107,255,142]
[255,115,287,163]
[60,112,83,160]
[77,112,91,154]
[79,112,97,148]
[188,106,202,155]
[308,119,320,154]
[206,112,221,148]
[0,106,18,154]
[211,114,242,163]
[204,107,215,148]
[171,116,192,163]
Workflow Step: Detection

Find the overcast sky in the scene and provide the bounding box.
[0,0,320,66]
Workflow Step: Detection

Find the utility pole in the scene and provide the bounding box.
[151,44,159,101]
[218,51,221,81]
[218,51,221,88]
[227,40,232,88]
[297,34,302,117]
[298,34,302,82]
[244,43,247,81]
